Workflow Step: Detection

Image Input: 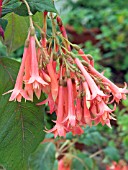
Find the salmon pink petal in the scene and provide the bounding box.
[25,84,33,101]
[46,122,67,138]
[37,98,49,106]
[20,89,32,101]
[71,125,84,136]
[9,90,20,101]
[41,70,51,83]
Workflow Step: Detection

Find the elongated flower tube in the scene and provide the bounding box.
[88,64,128,103]
[26,35,48,99]
[24,42,33,101]
[46,85,67,137]
[83,96,92,126]
[75,58,107,100]
[47,59,58,101]
[3,46,31,102]
[78,49,90,64]
[63,78,76,127]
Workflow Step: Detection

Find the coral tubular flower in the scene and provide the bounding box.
[24,42,33,101]
[88,64,128,103]
[63,78,76,127]
[91,100,116,127]
[26,36,48,99]
[75,58,107,100]
[45,85,67,138]
[47,59,58,101]
[78,49,90,64]
[3,47,31,102]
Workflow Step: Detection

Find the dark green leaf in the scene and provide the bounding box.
[0,57,45,170]
[14,4,29,16]
[52,160,58,170]
[71,153,94,170]
[2,0,22,16]
[27,0,57,13]
[103,146,120,162]
[28,142,56,170]
[15,0,57,16]
[0,18,8,30]
[78,127,107,146]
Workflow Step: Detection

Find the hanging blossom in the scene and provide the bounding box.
[4,11,128,137]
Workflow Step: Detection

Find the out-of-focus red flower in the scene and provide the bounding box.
[106,161,128,170]
[58,156,72,170]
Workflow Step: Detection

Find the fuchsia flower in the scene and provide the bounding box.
[45,85,67,138]
[26,36,48,99]
[3,47,31,102]
[63,78,76,127]
[106,161,128,170]
[91,100,116,128]
[88,64,128,103]
[75,58,107,100]
[24,42,33,101]
[47,59,58,101]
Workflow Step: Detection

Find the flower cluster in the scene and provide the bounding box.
[4,12,128,137]
[106,161,128,170]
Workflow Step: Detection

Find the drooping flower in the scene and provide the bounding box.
[75,58,107,100]
[106,161,128,170]
[88,64,128,103]
[47,58,58,101]
[3,46,31,102]
[45,85,67,137]
[63,78,76,127]
[26,35,48,99]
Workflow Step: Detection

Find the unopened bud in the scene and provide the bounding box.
[87,54,93,60]
[30,27,35,36]
[82,61,89,67]
[72,44,80,51]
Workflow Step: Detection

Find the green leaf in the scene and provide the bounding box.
[0,18,8,30]
[125,151,128,161]
[103,146,120,162]
[52,160,58,170]
[28,142,56,170]
[15,0,57,16]
[2,0,22,16]
[3,13,29,52]
[71,153,94,170]
[27,0,57,13]
[77,127,107,146]
[0,57,45,170]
